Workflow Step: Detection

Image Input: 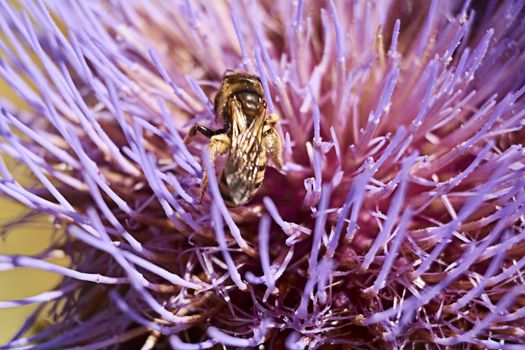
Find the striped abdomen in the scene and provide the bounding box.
[219,147,267,207]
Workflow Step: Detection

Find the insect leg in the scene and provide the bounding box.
[184,125,227,142]
[200,133,230,203]
[263,114,283,170]
[265,113,280,125]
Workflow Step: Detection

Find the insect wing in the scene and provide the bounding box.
[222,100,266,205]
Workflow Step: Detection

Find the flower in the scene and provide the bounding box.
[1,0,525,348]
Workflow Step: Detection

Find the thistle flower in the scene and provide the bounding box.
[1,0,525,349]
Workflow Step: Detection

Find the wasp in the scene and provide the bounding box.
[185,72,283,207]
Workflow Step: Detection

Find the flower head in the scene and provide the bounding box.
[1,0,525,348]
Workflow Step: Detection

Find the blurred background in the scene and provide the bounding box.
[0,196,62,343]
[0,62,66,343]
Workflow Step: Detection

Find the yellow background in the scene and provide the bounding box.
[0,197,62,344]
[0,3,68,344]
[0,75,64,343]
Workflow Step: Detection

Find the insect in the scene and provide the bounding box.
[185,72,283,207]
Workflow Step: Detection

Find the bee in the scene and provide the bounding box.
[185,72,283,207]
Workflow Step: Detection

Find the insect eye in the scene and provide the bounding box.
[235,91,264,118]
